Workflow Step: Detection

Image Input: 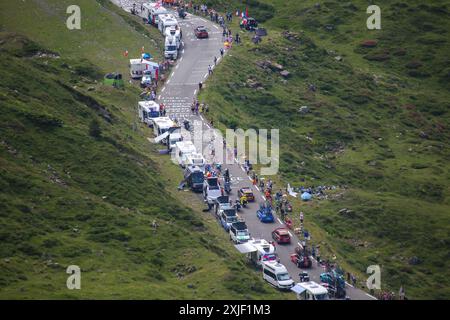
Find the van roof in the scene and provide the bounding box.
[297,281,328,295]
[263,261,288,273]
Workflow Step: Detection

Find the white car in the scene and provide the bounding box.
[141,70,152,87]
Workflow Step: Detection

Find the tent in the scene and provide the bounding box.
[142,53,152,60]
[301,192,312,201]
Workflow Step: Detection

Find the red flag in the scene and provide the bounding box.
[245,7,249,17]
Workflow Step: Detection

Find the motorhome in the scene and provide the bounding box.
[262,261,295,290]
[164,35,179,60]
[149,5,168,26]
[129,59,152,79]
[184,152,206,170]
[158,14,178,34]
[234,239,278,267]
[152,117,176,142]
[183,166,204,192]
[167,131,183,151]
[291,282,329,300]
[174,141,197,167]
[138,101,160,126]
[165,26,182,44]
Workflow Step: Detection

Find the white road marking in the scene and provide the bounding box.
[261,195,266,201]
[179,57,183,62]
[167,79,171,84]
[255,186,260,191]
[346,282,354,288]
[162,87,166,92]
[248,176,253,182]
[204,73,208,79]
[277,218,283,224]
[366,293,377,300]
[158,95,161,100]
[194,89,197,95]
[288,231,293,237]
[175,65,179,69]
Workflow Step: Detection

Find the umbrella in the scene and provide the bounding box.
[300,192,312,201]
[142,53,152,60]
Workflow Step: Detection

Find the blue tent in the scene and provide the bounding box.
[301,192,312,201]
[142,53,152,60]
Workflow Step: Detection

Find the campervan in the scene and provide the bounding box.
[291,282,329,300]
[149,5,168,26]
[138,101,160,126]
[129,59,151,79]
[165,26,182,44]
[184,152,206,170]
[164,35,179,60]
[158,14,178,34]
[152,117,176,143]
[247,239,278,267]
[174,141,197,167]
[262,261,295,290]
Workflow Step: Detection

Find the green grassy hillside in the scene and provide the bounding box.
[0,0,289,299]
[197,0,450,299]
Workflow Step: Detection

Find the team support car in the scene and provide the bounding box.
[194,26,209,39]
[256,205,275,223]
[272,227,291,244]
[238,187,255,202]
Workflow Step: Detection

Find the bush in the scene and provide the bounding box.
[89,119,102,138]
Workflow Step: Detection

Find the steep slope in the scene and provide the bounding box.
[0,0,288,299]
[197,0,450,299]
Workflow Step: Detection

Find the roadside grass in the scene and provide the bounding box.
[198,0,450,299]
[0,1,289,299]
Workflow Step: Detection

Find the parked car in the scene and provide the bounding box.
[238,187,255,202]
[272,227,291,244]
[140,70,153,87]
[194,26,209,38]
[220,209,238,232]
[229,222,250,244]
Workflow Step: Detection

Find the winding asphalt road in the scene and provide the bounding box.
[113,1,375,300]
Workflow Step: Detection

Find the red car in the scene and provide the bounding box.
[271,227,291,244]
[195,26,209,39]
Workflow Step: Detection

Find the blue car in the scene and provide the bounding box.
[256,205,275,223]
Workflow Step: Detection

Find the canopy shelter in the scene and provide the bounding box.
[301,192,312,201]
[234,243,257,254]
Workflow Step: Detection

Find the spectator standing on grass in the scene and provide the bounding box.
[208,64,213,75]
[214,56,217,66]
[300,212,304,224]
[220,48,224,58]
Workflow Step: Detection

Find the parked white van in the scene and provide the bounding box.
[262,261,294,290]
[164,35,179,60]
[184,152,206,170]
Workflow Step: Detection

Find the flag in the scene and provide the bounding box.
[123,50,129,57]
[245,7,249,18]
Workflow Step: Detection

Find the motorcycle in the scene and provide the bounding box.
[234,200,242,212]
[183,119,191,131]
[224,181,231,195]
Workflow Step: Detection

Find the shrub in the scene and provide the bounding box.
[89,119,102,138]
